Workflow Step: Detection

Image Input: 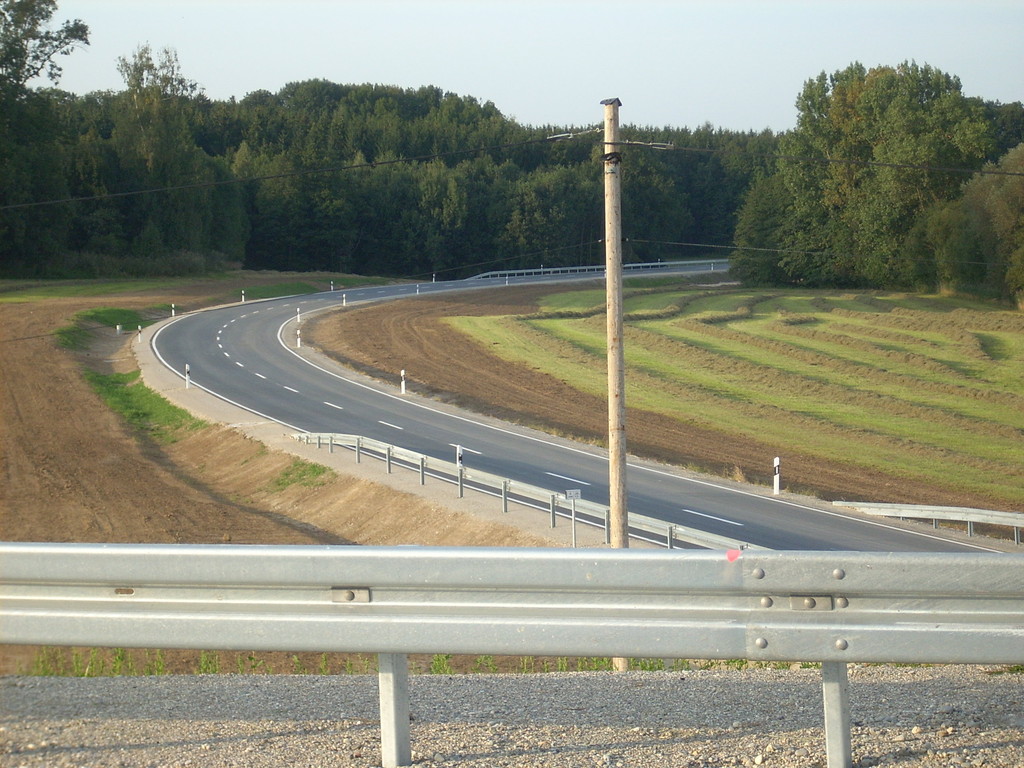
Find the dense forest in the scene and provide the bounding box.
[2,1,1023,303]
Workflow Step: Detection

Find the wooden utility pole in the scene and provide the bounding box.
[602,98,629,554]
[603,98,629,674]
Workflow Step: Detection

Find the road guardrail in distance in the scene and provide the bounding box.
[834,501,1022,544]
[296,432,762,551]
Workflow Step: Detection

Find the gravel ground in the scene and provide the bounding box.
[2,665,1022,767]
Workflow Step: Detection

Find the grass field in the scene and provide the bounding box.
[447,285,1024,509]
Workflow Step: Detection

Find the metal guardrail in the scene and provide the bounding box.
[295,432,762,551]
[468,258,730,281]
[2,543,1022,768]
[833,501,1022,545]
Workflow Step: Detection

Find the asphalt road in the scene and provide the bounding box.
[151,272,992,552]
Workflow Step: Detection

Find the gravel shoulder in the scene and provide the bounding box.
[3,665,1023,767]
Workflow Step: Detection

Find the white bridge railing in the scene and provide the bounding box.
[2,543,1022,768]
[295,432,762,551]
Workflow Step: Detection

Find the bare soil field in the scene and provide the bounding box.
[307,284,1014,510]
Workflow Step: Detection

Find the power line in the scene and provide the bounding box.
[0,133,573,213]
[625,237,1001,269]
[404,239,605,281]
[5,126,1018,214]
[620,141,1024,178]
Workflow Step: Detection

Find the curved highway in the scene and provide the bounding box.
[151,273,991,552]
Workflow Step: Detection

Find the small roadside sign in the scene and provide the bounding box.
[565,489,582,500]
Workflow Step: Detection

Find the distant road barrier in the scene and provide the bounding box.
[2,543,1022,768]
[468,258,730,281]
[833,501,1022,545]
[295,432,762,551]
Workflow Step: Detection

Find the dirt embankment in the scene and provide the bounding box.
[306,284,1013,511]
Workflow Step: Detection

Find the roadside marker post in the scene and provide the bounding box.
[566,489,582,548]
[774,456,781,495]
[184,363,191,390]
[400,369,406,395]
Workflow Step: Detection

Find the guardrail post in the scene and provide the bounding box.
[458,467,465,498]
[1015,526,1021,546]
[317,434,322,449]
[967,520,974,537]
[822,661,852,768]
[386,446,393,474]
[356,437,362,463]
[419,457,426,485]
[549,494,557,527]
[604,510,611,545]
[329,435,334,454]
[501,480,509,513]
[666,524,675,550]
[378,653,412,767]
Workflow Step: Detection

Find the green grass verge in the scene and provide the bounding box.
[83,369,206,443]
[0,278,191,303]
[241,282,320,300]
[25,645,811,677]
[268,458,332,491]
[55,307,152,350]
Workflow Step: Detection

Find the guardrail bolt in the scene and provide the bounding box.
[752,568,766,580]
[760,596,774,608]
[834,639,849,651]
[832,568,846,580]
[754,637,768,649]
[802,597,817,610]
[836,597,849,609]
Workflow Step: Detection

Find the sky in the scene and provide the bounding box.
[38,0,1024,133]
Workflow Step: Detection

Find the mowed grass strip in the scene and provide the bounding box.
[84,370,206,444]
[447,286,1024,507]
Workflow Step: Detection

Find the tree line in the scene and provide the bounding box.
[731,62,1024,303]
[2,2,1023,303]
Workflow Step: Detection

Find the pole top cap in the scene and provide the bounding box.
[600,98,622,107]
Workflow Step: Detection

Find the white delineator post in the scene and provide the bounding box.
[774,456,781,495]
[400,369,406,395]
[184,363,191,389]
